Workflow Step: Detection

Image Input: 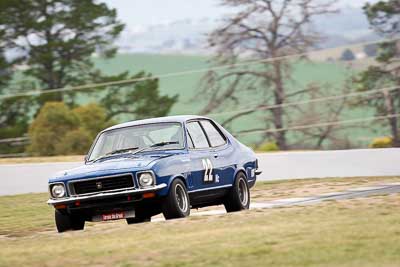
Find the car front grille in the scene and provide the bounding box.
[71,174,135,195]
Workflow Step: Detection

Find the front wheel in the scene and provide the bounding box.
[224,173,250,212]
[55,210,85,233]
[162,179,190,219]
[126,217,151,224]
[126,210,151,224]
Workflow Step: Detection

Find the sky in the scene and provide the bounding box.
[104,0,226,29]
[103,0,376,29]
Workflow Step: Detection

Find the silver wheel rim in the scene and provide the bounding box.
[175,184,188,212]
[238,179,249,206]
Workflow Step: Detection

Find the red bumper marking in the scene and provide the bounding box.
[102,212,125,221]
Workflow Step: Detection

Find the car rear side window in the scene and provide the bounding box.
[200,120,226,147]
[186,122,210,149]
[187,131,195,149]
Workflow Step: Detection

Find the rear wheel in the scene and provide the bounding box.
[55,210,85,233]
[224,172,250,212]
[162,179,190,219]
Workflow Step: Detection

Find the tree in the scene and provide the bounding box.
[289,82,353,149]
[0,30,31,154]
[55,129,92,155]
[28,102,111,155]
[356,0,400,147]
[340,49,355,61]
[0,96,32,155]
[364,43,378,57]
[0,52,11,90]
[0,25,13,89]
[92,71,178,121]
[28,102,79,155]
[0,0,124,103]
[199,0,334,149]
[73,103,114,139]
[0,1,176,131]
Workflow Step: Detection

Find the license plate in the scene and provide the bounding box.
[92,210,135,222]
[102,212,125,221]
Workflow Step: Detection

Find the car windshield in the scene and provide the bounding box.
[88,122,184,161]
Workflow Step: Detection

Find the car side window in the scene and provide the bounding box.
[186,130,195,149]
[200,120,226,147]
[186,122,210,149]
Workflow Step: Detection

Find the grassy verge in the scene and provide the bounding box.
[0,177,399,267]
[0,193,54,237]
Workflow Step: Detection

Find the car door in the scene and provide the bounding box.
[198,119,235,187]
[186,121,218,192]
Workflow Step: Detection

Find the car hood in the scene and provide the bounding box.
[51,154,173,181]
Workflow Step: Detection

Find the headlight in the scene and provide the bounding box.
[50,184,66,198]
[138,172,154,187]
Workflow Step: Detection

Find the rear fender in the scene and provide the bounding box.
[233,167,247,184]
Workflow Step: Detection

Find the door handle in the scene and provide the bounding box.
[213,154,218,158]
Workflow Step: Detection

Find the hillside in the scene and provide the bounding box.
[90,53,383,148]
[116,6,379,54]
[93,53,349,113]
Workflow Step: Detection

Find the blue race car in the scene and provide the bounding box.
[47,115,261,232]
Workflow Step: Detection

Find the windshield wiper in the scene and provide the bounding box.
[132,141,179,155]
[92,146,139,163]
[91,142,178,163]
[108,146,139,155]
[151,141,179,147]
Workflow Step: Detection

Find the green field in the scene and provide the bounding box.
[92,54,350,116]
[6,53,385,148]
[90,53,384,147]
[5,53,387,148]
[0,177,399,267]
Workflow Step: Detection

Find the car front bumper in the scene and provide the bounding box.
[47,183,167,205]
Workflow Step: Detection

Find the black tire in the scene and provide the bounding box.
[224,172,250,212]
[126,216,151,224]
[55,210,85,233]
[162,179,190,219]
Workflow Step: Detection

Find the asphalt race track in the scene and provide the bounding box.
[0,148,399,196]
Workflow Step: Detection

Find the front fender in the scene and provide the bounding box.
[156,173,188,196]
[150,152,190,197]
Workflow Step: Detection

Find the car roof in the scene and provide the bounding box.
[102,115,209,132]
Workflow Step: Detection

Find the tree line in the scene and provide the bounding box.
[198,0,400,150]
[0,0,177,155]
[0,0,399,156]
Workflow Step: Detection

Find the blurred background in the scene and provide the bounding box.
[1,0,399,158]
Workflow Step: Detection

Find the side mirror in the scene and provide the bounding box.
[84,155,88,163]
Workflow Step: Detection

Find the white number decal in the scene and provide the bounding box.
[202,158,213,182]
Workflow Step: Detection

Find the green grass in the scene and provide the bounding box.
[92,53,208,115]
[7,53,388,147]
[90,53,385,147]
[0,193,54,237]
[0,177,399,266]
[92,54,350,116]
